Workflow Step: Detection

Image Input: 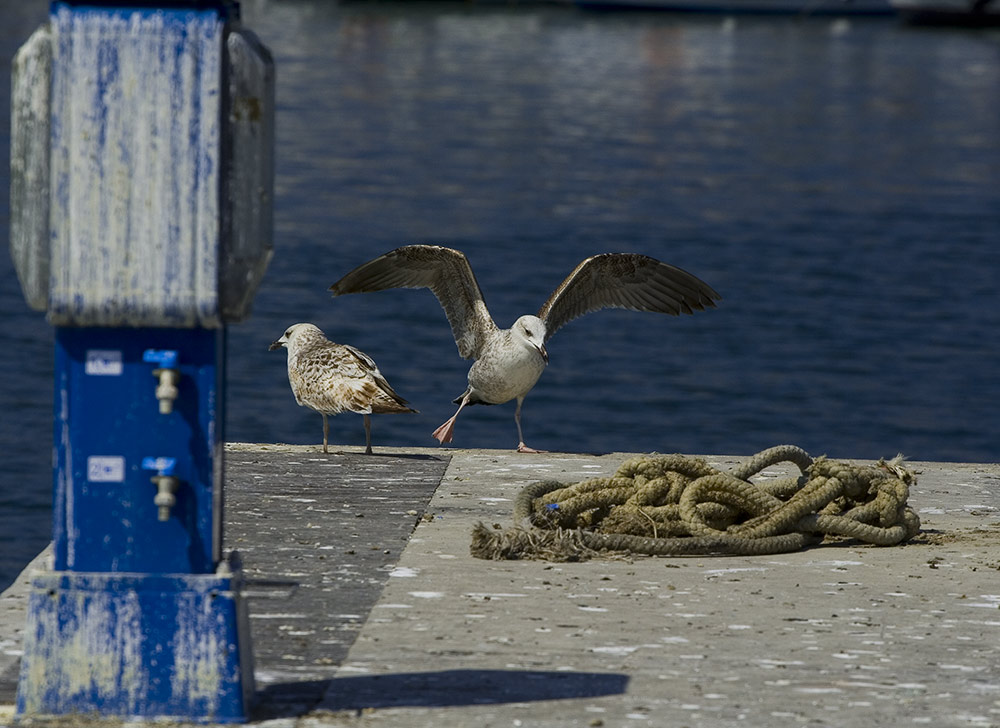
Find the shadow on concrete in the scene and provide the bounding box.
[328,452,448,461]
[252,679,334,721]
[323,668,629,710]
[0,662,19,704]
[255,669,629,718]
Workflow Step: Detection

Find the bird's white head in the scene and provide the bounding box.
[269,322,324,352]
[513,315,549,364]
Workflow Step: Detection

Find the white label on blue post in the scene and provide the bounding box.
[85,349,123,375]
[87,456,126,483]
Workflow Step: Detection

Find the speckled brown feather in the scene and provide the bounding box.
[288,339,413,416]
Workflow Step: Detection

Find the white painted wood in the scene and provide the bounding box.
[47,7,225,327]
[10,24,52,312]
[11,8,273,326]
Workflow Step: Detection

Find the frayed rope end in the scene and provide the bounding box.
[470,521,603,562]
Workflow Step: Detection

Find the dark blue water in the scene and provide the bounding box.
[2,1,999,590]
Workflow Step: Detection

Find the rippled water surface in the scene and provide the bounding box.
[2,1,998,588]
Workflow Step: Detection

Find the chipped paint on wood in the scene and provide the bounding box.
[171,587,226,709]
[12,4,265,722]
[10,23,53,311]
[10,8,274,326]
[18,581,150,716]
[48,6,225,327]
[17,571,253,722]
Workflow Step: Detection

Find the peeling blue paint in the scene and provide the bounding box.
[17,568,254,723]
[10,5,273,326]
[12,2,269,721]
[47,5,227,327]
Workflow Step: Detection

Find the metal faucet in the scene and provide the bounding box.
[143,457,179,522]
[143,349,180,414]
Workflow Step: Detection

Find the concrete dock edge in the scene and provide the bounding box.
[2,444,999,727]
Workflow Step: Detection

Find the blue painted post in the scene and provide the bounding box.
[10,0,273,722]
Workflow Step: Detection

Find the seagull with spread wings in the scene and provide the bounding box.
[330,245,720,453]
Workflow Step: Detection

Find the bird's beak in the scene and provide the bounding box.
[538,342,548,364]
[268,340,283,351]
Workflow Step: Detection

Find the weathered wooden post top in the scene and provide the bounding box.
[10,0,274,721]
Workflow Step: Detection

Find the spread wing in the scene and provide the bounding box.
[330,245,497,359]
[537,253,721,342]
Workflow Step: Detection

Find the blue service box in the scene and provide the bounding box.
[10,0,273,722]
[52,328,222,575]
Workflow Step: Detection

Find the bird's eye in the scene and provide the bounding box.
[285,329,292,337]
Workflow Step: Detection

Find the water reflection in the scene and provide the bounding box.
[1,1,998,588]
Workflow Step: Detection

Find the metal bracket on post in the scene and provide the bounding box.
[10,1,273,723]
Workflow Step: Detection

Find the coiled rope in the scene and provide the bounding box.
[471,445,921,561]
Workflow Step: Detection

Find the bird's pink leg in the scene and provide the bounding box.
[432,394,469,444]
[514,396,547,453]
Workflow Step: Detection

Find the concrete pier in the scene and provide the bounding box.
[2,444,999,727]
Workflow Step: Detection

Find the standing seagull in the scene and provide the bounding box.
[269,323,417,455]
[330,245,720,453]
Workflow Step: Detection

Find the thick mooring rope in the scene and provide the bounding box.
[471,445,921,561]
